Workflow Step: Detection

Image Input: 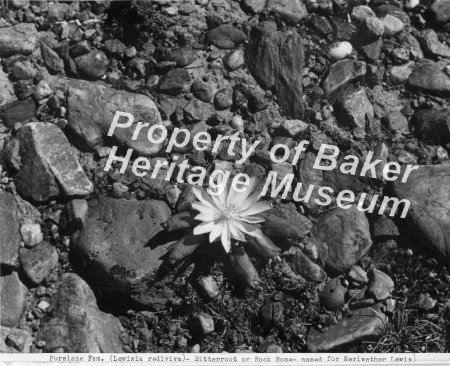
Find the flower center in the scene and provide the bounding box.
[215,204,239,221]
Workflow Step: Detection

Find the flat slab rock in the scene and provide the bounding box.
[0,270,28,328]
[56,78,164,156]
[0,23,38,57]
[392,164,450,263]
[0,192,21,268]
[37,273,124,352]
[73,197,172,294]
[13,122,93,202]
[307,304,387,351]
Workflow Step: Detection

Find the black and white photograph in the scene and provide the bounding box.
[0,0,449,364]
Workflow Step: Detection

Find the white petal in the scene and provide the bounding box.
[239,201,272,217]
[221,222,231,252]
[238,216,265,224]
[192,186,217,209]
[193,221,216,235]
[228,221,246,242]
[233,221,262,238]
[195,212,218,222]
[228,176,259,206]
[209,221,224,243]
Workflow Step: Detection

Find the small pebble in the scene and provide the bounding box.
[329,41,353,60]
[405,0,419,9]
[230,115,244,130]
[20,223,44,248]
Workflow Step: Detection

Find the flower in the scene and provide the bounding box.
[191,175,272,252]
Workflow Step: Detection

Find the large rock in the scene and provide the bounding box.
[37,273,124,352]
[0,326,32,353]
[408,64,450,96]
[0,99,36,128]
[14,122,93,202]
[417,29,450,59]
[392,164,450,264]
[410,109,450,145]
[247,21,304,119]
[0,70,16,106]
[57,79,164,155]
[74,50,109,80]
[0,270,27,327]
[19,241,59,285]
[72,198,172,295]
[0,24,37,57]
[429,0,450,23]
[335,87,374,131]
[313,206,372,275]
[0,192,21,268]
[206,24,247,49]
[267,0,308,23]
[323,59,367,97]
[307,304,386,351]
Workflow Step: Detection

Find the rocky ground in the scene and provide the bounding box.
[1,0,450,354]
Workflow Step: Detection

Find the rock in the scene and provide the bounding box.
[32,80,52,100]
[159,68,190,95]
[291,247,327,282]
[73,198,171,295]
[231,115,244,130]
[12,61,34,80]
[408,64,450,96]
[363,17,385,39]
[0,271,27,327]
[0,99,36,128]
[372,215,399,239]
[214,88,233,110]
[198,276,220,299]
[60,199,88,234]
[206,24,247,49]
[47,3,69,21]
[313,206,372,275]
[267,0,308,23]
[5,328,31,352]
[58,78,164,155]
[335,87,374,131]
[418,293,437,310]
[266,344,283,352]
[328,41,353,60]
[223,49,245,70]
[307,304,386,351]
[74,51,109,80]
[260,301,284,325]
[243,0,267,13]
[347,265,368,284]
[320,277,347,311]
[417,29,450,59]
[247,21,304,118]
[392,164,450,264]
[382,14,404,36]
[282,119,309,137]
[190,312,214,337]
[19,241,59,285]
[37,273,124,352]
[155,47,196,67]
[391,48,410,64]
[323,59,366,97]
[360,38,383,62]
[191,81,213,102]
[429,0,450,23]
[0,192,21,268]
[387,62,415,85]
[104,39,126,56]
[351,5,376,22]
[410,109,450,144]
[367,269,394,301]
[20,223,43,248]
[40,41,64,74]
[0,24,37,57]
[0,69,15,106]
[14,122,94,202]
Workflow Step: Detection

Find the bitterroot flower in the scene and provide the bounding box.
[192,176,272,253]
